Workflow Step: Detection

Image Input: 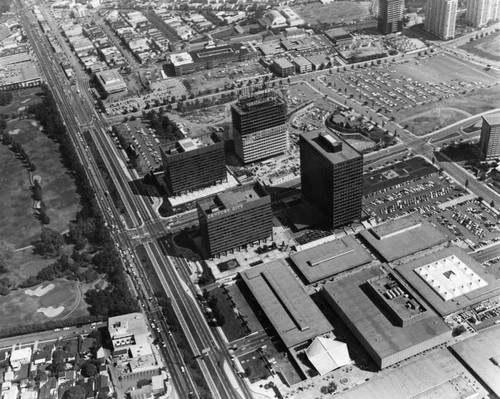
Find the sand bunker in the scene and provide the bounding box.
[25,283,55,297]
[37,306,65,318]
[8,129,19,135]
[30,121,38,126]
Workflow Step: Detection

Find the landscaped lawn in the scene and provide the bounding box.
[0,118,80,247]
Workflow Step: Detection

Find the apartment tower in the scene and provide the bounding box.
[231,91,288,164]
[300,131,363,228]
[479,113,500,161]
[424,0,458,40]
[378,0,404,34]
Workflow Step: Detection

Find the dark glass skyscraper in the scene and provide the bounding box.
[231,91,288,164]
[300,131,363,228]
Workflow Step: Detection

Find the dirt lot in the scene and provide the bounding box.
[294,2,370,25]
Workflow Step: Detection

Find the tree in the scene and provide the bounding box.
[62,386,85,399]
[34,228,64,256]
[244,366,252,377]
[0,241,14,274]
[80,362,97,377]
[32,180,43,201]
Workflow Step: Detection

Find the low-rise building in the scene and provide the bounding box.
[95,69,127,94]
[272,57,295,77]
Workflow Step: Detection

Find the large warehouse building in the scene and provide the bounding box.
[359,214,449,262]
[323,266,452,369]
[241,259,340,376]
[289,235,372,284]
[396,246,500,316]
[197,182,272,257]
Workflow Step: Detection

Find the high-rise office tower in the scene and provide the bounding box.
[197,182,273,257]
[161,135,226,196]
[479,113,500,161]
[466,0,491,26]
[231,91,288,164]
[378,0,404,34]
[300,131,363,228]
[424,0,458,40]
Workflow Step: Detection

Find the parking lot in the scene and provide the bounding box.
[429,199,500,250]
[111,119,164,173]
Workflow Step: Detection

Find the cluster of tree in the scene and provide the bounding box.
[32,181,51,225]
[203,291,225,326]
[0,92,12,106]
[1,133,37,171]
[84,244,138,317]
[0,0,10,15]
[27,85,137,317]
[0,314,102,339]
[198,260,215,286]
[320,382,338,395]
[21,250,99,288]
[178,91,239,113]
[142,109,183,141]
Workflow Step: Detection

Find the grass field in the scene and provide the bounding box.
[0,118,80,247]
[393,54,500,134]
[4,249,54,287]
[0,142,39,248]
[459,32,500,62]
[294,2,370,25]
[0,278,94,328]
[0,87,42,117]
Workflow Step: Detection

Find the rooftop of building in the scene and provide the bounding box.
[95,69,123,84]
[359,214,448,262]
[273,57,294,68]
[290,235,372,284]
[231,91,286,114]
[325,27,353,39]
[301,130,361,164]
[197,182,269,216]
[323,265,451,362]
[169,51,194,66]
[161,134,221,156]
[292,56,312,66]
[482,113,500,126]
[396,246,500,316]
[241,259,333,348]
[108,312,149,340]
[451,325,500,397]
[0,62,40,85]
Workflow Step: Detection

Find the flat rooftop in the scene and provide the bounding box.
[338,349,487,399]
[170,52,194,66]
[396,246,500,316]
[359,215,448,262]
[108,312,149,339]
[273,57,294,68]
[232,91,285,114]
[96,69,122,84]
[301,130,361,164]
[241,259,333,348]
[323,266,451,363]
[451,325,500,397]
[198,182,269,216]
[161,134,220,156]
[483,112,500,126]
[290,235,372,284]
